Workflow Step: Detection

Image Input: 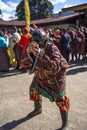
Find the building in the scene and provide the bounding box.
[61,3,87,27]
[0,3,87,30]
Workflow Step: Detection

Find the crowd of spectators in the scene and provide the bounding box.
[0,25,87,72]
[44,26,87,64]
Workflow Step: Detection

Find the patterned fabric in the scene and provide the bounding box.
[56,94,70,112]
[29,90,70,112]
[30,43,69,101]
[30,86,66,102]
[30,91,42,101]
[0,47,10,71]
[21,42,69,102]
[20,51,33,68]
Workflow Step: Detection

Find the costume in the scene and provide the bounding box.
[69,30,78,61]
[53,29,61,52]
[60,29,71,64]
[21,29,70,130]
[77,30,85,59]
[18,32,31,53]
[18,27,31,71]
[10,27,21,69]
[0,35,9,71]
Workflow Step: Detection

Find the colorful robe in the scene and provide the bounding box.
[21,43,69,102]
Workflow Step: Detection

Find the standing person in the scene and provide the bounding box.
[60,29,71,64]
[18,26,31,53]
[53,28,61,52]
[2,28,9,47]
[18,27,32,72]
[21,29,70,130]
[76,28,85,60]
[68,28,78,62]
[0,31,9,71]
[83,28,87,59]
[10,26,21,70]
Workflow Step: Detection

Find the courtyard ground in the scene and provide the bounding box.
[0,59,87,130]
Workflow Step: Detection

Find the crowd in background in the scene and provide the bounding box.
[44,26,87,63]
[0,25,87,72]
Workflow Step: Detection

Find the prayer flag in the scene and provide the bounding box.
[24,0,30,27]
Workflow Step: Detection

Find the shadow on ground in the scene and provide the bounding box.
[67,66,87,75]
[67,59,87,75]
[0,68,27,78]
[0,111,39,130]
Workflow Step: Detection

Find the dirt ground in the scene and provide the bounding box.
[0,59,87,130]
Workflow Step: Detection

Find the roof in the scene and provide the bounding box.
[31,13,80,25]
[0,13,82,27]
[62,3,87,12]
[0,20,25,26]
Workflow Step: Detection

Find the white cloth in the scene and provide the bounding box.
[9,32,21,50]
[77,37,82,42]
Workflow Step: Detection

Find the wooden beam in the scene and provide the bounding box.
[62,3,87,12]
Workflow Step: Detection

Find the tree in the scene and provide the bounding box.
[15,0,54,21]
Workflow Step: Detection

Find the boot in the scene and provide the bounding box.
[28,99,42,117]
[59,110,69,130]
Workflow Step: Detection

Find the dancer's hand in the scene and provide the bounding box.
[26,43,39,56]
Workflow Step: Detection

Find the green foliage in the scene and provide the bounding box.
[15,0,54,21]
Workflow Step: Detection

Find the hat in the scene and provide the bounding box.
[22,27,28,33]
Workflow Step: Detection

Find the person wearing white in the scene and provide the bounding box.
[9,27,21,69]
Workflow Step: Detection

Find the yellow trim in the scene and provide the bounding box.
[24,0,30,27]
[62,4,87,12]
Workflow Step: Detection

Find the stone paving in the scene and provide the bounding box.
[0,59,87,130]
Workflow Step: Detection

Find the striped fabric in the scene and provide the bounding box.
[30,91,42,101]
[0,47,10,72]
[56,94,70,112]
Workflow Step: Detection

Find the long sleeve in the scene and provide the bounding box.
[20,51,33,69]
[35,44,68,73]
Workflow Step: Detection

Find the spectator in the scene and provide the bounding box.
[2,28,9,47]
[0,31,9,71]
[53,28,61,52]
[10,26,21,70]
[76,28,85,60]
[60,28,71,64]
[18,27,31,53]
[68,28,78,61]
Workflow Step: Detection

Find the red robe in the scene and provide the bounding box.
[18,33,31,53]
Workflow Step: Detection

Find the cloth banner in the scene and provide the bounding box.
[24,0,30,27]
[7,48,16,65]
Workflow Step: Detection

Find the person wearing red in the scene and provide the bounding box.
[18,27,31,53]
